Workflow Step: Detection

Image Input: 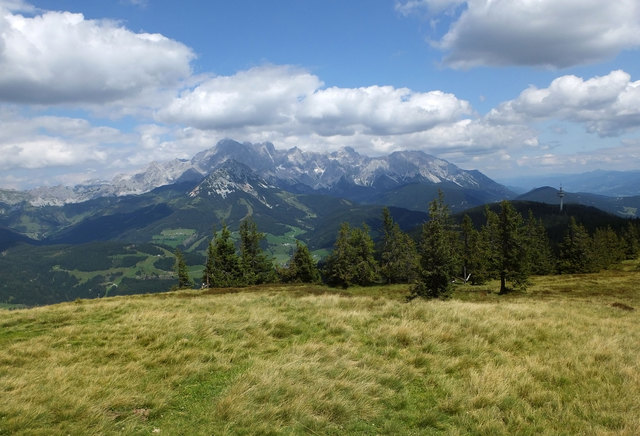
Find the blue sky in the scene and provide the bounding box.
[1,0,640,189]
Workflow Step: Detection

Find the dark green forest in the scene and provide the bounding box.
[2,199,639,307]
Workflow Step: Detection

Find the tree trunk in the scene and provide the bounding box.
[499,273,507,294]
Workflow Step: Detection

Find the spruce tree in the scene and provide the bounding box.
[460,214,491,284]
[411,191,458,299]
[380,207,418,284]
[282,240,321,283]
[592,227,625,270]
[485,201,529,294]
[211,223,242,287]
[324,223,355,288]
[558,217,594,273]
[350,224,380,286]
[324,222,379,287]
[202,239,216,288]
[174,248,193,289]
[525,210,554,275]
[239,218,274,285]
[623,221,640,259]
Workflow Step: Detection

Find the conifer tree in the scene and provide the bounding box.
[485,201,529,294]
[592,227,625,270]
[325,222,379,287]
[325,223,356,288]
[379,207,418,284]
[558,217,594,273]
[411,191,458,299]
[282,240,321,283]
[350,224,380,286]
[460,214,491,284]
[211,223,242,287]
[622,221,640,260]
[202,239,216,288]
[174,248,193,289]
[525,210,554,275]
[239,218,274,285]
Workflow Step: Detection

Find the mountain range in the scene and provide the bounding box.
[0,139,510,209]
[1,139,638,306]
[499,170,640,197]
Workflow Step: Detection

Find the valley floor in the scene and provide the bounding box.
[1,263,639,435]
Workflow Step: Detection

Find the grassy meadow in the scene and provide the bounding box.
[1,262,639,435]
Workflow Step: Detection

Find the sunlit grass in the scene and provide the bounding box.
[1,265,639,435]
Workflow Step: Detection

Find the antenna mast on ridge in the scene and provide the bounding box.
[557,185,565,212]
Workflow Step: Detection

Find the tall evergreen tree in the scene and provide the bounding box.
[411,191,458,299]
[211,223,242,287]
[592,227,625,270]
[525,210,554,275]
[174,248,193,289]
[281,240,321,283]
[486,201,529,294]
[350,224,380,286]
[558,217,594,274]
[460,214,491,284]
[202,239,216,288]
[379,207,418,284]
[324,222,379,287]
[622,221,640,260]
[324,223,355,288]
[239,218,274,285]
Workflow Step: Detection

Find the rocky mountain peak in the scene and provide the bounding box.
[8,139,511,207]
[189,160,274,208]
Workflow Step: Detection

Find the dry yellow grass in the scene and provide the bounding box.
[1,266,639,435]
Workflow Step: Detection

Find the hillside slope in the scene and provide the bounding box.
[1,272,638,435]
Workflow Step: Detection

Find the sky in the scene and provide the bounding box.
[1,0,640,189]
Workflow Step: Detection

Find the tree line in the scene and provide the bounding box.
[174,193,640,298]
[174,218,320,289]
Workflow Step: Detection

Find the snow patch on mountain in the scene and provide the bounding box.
[8,138,508,206]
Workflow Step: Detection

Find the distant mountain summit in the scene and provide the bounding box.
[189,160,276,208]
[0,139,512,209]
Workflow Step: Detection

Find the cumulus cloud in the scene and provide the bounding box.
[0,7,194,104]
[298,86,471,136]
[0,111,129,170]
[490,70,640,136]
[160,66,321,130]
[159,65,472,137]
[397,0,640,68]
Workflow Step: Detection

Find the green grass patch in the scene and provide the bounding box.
[1,269,639,434]
[265,225,306,264]
[151,228,196,248]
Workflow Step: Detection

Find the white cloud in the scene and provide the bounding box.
[298,86,471,136]
[160,65,472,138]
[398,0,640,68]
[0,8,194,104]
[0,111,129,170]
[160,66,321,130]
[0,0,35,12]
[490,70,640,136]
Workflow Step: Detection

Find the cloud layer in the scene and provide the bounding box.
[160,65,473,138]
[397,0,640,68]
[0,7,193,104]
[490,70,640,136]
[2,1,640,188]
